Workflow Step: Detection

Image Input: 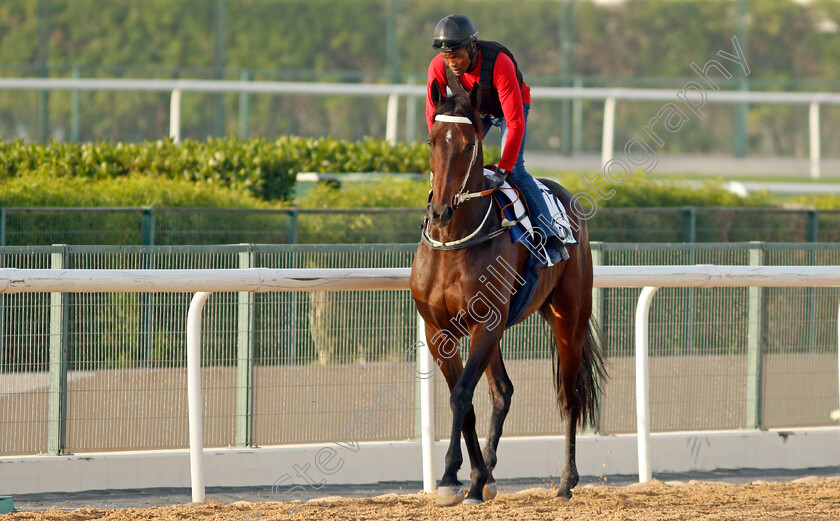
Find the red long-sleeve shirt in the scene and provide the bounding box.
[425,50,531,172]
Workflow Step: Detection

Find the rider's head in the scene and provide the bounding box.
[432,14,478,77]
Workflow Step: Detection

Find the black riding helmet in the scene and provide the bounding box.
[432,14,478,52]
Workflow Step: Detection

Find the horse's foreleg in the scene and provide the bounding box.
[481,350,513,501]
[439,332,498,505]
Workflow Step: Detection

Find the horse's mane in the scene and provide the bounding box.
[432,94,478,124]
[432,94,481,135]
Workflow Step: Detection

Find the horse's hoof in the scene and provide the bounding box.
[463,498,483,505]
[556,488,573,501]
[482,482,498,501]
[435,486,465,507]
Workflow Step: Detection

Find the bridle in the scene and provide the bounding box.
[429,114,494,209]
[422,113,513,251]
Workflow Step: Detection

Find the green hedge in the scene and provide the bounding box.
[0,137,467,201]
[0,136,775,210]
[0,172,272,208]
[297,174,774,209]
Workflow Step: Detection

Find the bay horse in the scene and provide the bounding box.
[410,80,606,505]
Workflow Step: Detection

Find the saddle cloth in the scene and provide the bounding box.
[486,169,578,250]
[484,169,578,328]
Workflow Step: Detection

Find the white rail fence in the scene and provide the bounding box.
[2,78,840,177]
[1,265,840,500]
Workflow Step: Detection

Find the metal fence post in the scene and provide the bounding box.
[684,214,697,355]
[285,209,298,244]
[187,291,212,502]
[236,246,255,447]
[416,313,436,494]
[635,286,659,483]
[0,212,4,371]
[285,246,298,367]
[588,242,603,435]
[0,235,4,370]
[139,208,155,365]
[746,243,764,429]
[141,207,155,246]
[805,220,818,352]
[683,207,696,243]
[48,245,69,455]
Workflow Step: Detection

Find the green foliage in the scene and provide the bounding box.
[297,171,773,210]
[297,178,429,208]
[0,137,456,201]
[791,194,840,210]
[552,173,774,208]
[0,172,270,207]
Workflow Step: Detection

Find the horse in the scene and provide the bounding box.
[409,80,607,506]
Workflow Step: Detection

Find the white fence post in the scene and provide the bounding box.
[170,88,182,143]
[187,291,212,503]
[809,101,821,179]
[417,313,436,493]
[601,96,616,169]
[635,286,659,483]
[386,92,399,145]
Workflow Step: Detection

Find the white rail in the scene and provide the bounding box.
[1,265,839,499]
[1,78,838,177]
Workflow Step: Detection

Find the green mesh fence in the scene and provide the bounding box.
[1,207,838,246]
[0,242,837,456]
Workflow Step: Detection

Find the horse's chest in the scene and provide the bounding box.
[412,252,488,320]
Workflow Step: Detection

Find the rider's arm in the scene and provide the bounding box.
[425,55,448,131]
[494,53,525,172]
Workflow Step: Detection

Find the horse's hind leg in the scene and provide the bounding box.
[481,350,514,501]
[540,287,589,500]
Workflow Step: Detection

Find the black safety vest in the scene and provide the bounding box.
[445,40,525,118]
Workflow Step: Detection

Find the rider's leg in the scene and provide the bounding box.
[501,104,568,263]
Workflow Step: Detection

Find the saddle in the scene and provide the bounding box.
[486,168,578,249]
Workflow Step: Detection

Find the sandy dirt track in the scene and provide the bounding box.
[4,478,840,521]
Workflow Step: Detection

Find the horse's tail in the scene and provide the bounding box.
[552,316,608,429]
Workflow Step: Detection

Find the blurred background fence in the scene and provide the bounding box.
[2,0,840,158]
[1,242,837,456]
[2,206,840,245]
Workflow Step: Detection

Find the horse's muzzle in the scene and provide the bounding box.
[427,202,453,227]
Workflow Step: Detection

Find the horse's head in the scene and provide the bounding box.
[427,79,484,227]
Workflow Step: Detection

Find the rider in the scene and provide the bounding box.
[425,14,569,265]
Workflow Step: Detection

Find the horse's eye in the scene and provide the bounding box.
[426,139,432,147]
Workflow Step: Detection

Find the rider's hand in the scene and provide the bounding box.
[487,167,509,189]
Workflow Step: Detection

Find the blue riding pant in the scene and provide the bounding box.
[482,103,559,242]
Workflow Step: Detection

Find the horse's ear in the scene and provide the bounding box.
[468,83,481,112]
[430,79,444,108]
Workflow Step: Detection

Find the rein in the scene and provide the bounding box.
[422,113,513,251]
